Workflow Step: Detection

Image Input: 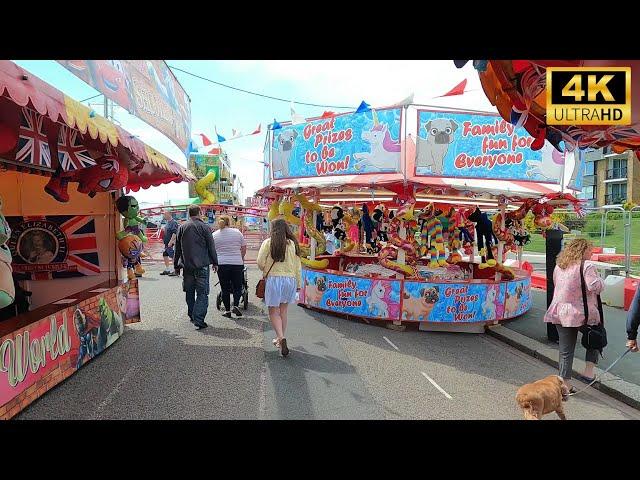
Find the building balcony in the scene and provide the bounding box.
[605,194,626,205]
[605,168,628,181]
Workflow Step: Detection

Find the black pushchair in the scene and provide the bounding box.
[215,266,249,311]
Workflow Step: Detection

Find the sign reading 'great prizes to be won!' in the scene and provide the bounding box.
[415,109,564,184]
[271,108,402,179]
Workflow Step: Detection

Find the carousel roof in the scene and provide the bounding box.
[0,60,196,189]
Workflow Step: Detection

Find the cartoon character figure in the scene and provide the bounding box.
[92,60,133,110]
[73,308,98,369]
[272,129,298,178]
[366,281,389,318]
[504,283,525,318]
[98,297,124,349]
[0,197,14,309]
[526,142,565,181]
[116,195,147,280]
[353,123,401,172]
[305,275,327,307]
[481,286,498,320]
[402,286,439,321]
[45,155,129,203]
[416,119,458,175]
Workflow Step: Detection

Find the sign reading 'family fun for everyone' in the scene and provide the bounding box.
[415,109,566,183]
[271,108,402,179]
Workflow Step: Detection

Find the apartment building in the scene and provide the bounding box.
[579,147,640,207]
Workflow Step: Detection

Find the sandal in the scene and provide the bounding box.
[272,338,280,349]
[280,338,289,357]
[577,374,596,384]
[568,386,578,394]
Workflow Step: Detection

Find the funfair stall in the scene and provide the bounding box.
[0,61,194,419]
[258,104,585,332]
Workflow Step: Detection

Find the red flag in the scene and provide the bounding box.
[437,79,467,97]
[251,124,261,135]
[321,111,335,118]
[198,133,213,146]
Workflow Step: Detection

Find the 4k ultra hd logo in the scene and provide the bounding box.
[546,67,631,125]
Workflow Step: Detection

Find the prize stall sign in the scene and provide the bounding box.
[300,268,531,324]
[0,280,140,419]
[271,108,402,180]
[415,109,566,183]
[300,270,402,320]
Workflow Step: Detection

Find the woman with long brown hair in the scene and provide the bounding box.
[544,238,604,393]
[256,218,302,357]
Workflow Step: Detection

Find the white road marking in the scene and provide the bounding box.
[383,336,399,351]
[421,372,452,399]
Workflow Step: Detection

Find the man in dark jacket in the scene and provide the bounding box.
[626,285,640,352]
[174,205,218,330]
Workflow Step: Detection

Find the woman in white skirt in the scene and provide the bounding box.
[257,219,302,357]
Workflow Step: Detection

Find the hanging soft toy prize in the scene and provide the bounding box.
[468,207,497,269]
[379,201,419,277]
[295,194,329,270]
[116,195,147,280]
[45,155,129,203]
[0,197,14,309]
[418,203,447,268]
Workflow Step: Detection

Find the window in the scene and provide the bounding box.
[584,161,596,176]
[578,186,596,200]
[605,182,628,204]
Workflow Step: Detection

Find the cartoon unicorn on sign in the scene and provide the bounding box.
[353,112,401,172]
[366,281,392,318]
[526,142,565,181]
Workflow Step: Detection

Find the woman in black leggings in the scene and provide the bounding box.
[212,215,247,318]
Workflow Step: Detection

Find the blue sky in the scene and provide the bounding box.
[13,60,497,205]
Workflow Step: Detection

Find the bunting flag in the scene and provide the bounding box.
[392,93,414,107]
[271,119,282,130]
[216,133,226,143]
[435,79,468,98]
[251,124,261,135]
[290,102,306,125]
[321,111,335,118]
[197,133,213,146]
[355,100,370,113]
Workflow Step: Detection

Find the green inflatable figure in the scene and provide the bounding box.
[0,196,14,309]
[115,195,147,279]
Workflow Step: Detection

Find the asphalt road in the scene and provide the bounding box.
[16,265,640,420]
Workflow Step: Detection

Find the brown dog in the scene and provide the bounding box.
[515,375,570,420]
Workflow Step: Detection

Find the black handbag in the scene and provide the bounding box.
[579,260,607,354]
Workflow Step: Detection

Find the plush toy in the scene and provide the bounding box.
[467,207,498,269]
[419,204,447,267]
[531,203,555,230]
[116,195,147,280]
[446,211,463,264]
[330,205,344,228]
[361,204,375,247]
[0,196,14,309]
[45,155,129,203]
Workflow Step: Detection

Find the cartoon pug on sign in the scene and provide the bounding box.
[416,119,458,175]
[402,286,439,321]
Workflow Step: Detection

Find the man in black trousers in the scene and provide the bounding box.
[174,205,218,330]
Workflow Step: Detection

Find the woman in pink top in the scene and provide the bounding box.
[544,238,604,392]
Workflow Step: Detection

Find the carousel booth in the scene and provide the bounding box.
[258,103,585,333]
[0,61,194,419]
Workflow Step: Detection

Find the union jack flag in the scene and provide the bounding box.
[7,215,100,280]
[57,125,97,171]
[15,107,52,168]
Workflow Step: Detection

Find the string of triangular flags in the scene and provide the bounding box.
[191,78,469,140]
